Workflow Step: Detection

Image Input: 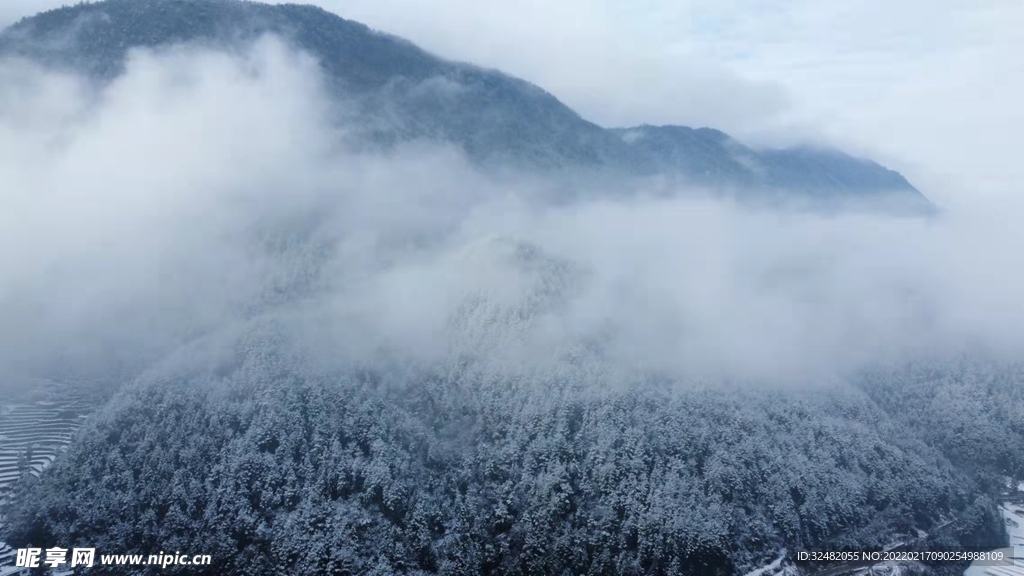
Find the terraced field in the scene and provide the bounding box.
[0,385,97,567]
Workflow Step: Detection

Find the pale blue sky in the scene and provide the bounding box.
[2,0,1021,202]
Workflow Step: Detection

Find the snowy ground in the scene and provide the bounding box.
[744,550,788,576]
[963,480,1024,576]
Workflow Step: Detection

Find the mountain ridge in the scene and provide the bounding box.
[0,0,927,202]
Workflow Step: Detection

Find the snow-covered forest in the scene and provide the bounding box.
[3,333,1018,575]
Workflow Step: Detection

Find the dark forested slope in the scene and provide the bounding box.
[0,0,925,200]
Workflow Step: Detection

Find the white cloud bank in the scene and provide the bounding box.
[1,37,1023,393]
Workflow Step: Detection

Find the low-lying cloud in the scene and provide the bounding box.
[1,36,1023,393]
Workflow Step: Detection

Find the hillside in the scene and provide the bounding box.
[3,317,1015,575]
[1,234,1019,575]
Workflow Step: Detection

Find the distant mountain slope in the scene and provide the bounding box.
[0,0,927,201]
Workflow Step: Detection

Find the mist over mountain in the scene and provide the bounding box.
[0,0,925,202]
[0,2,1020,576]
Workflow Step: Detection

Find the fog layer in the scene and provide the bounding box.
[1,37,1022,390]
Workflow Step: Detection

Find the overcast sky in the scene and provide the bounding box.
[2,0,1021,204]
